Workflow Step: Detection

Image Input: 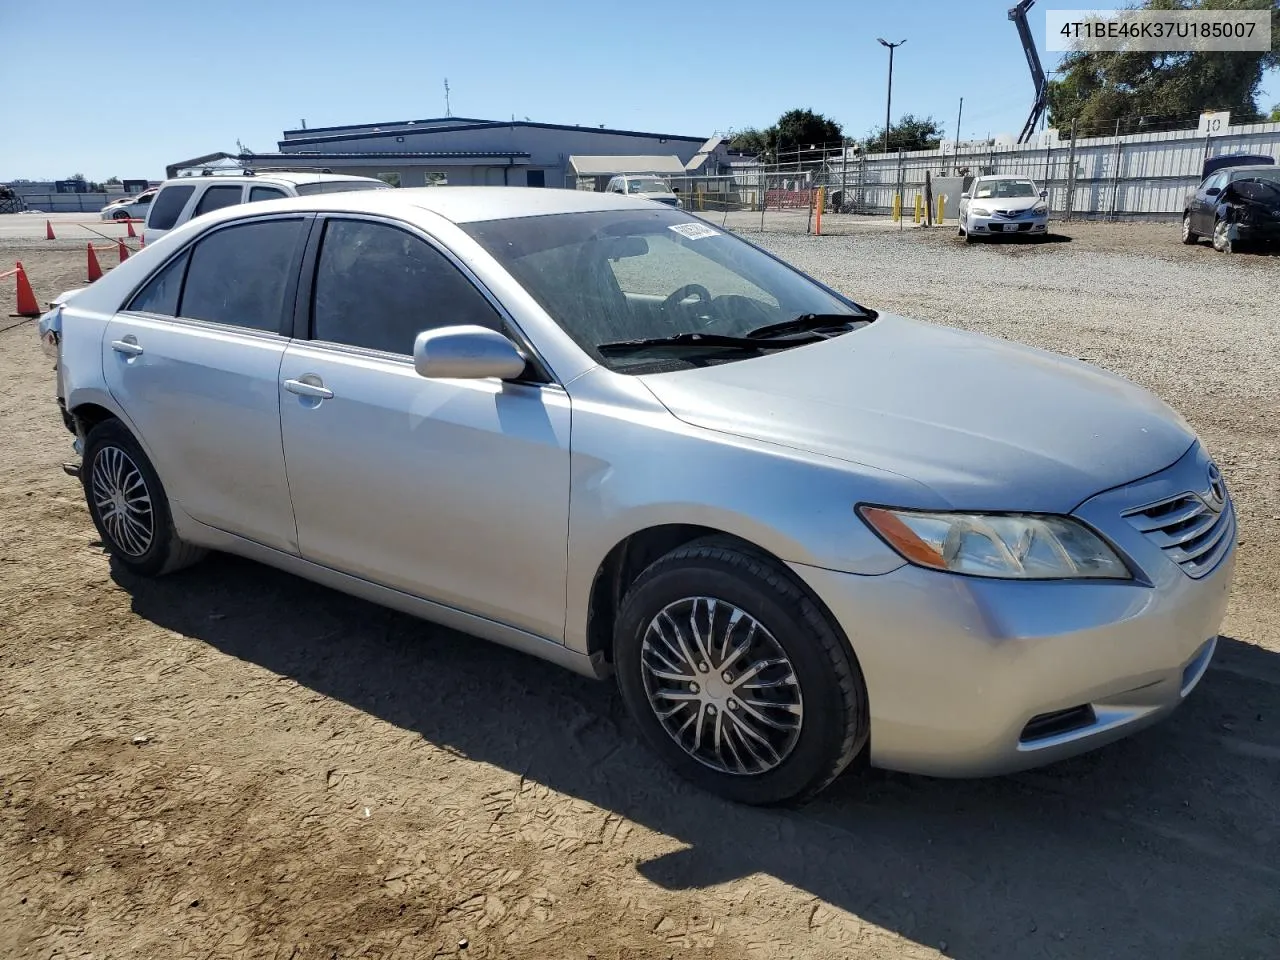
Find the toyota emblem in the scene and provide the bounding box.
[1206,462,1226,508]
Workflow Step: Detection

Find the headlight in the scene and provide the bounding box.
[1033,202,1048,214]
[859,507,1130,580]
[970,205,991,217]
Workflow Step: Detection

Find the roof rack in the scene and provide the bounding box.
[181,165,336,178]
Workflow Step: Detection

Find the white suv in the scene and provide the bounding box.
[144,171,391,242]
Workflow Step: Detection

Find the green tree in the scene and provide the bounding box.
[1269,103,1280,121]
[1046,0,1280,134]
[729,110,844,162]
[729,127,772,158]
[863,114,946,152]
[105,176,121,185]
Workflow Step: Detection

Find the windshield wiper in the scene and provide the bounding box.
[744,313,866,340]
[597,331,822,355]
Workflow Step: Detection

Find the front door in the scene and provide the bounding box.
[278,216,572,641]
[103,217,309,552]
[1191,172,1226,235]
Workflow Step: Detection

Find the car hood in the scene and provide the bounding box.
[637,315,1195,513]
[974,195,1040,212]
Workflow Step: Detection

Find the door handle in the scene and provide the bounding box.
[110,339,144,357]
[283,378,334,400]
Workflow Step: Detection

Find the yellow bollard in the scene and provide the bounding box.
[892,193,902,221]
[937,193,947,225]
[913,193,924,224]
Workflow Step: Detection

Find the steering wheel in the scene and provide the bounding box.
[660,283,712,321]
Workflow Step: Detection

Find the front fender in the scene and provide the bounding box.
[561,370,925,655]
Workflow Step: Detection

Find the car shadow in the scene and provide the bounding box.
[116,554,1280,959]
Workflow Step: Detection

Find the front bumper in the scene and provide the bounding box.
[967,213,1048,236]
[789,444,1236,777]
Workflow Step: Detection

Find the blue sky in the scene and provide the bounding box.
[1,0,1274,181]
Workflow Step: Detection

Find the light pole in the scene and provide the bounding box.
[877,38,906,153]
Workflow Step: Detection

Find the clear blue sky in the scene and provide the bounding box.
[1,0,1274,181]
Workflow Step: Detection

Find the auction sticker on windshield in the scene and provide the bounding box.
[669,222,720,241]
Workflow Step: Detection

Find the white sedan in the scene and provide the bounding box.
[959,176,1049,242]
[99,189,157,221]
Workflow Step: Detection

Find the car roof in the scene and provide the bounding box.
[1227,165,1279,174]
[159,172,385,188]
[977,175,1034,180]
[181,186,675,227]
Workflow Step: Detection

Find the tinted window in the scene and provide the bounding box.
[312,219,500,354]
[249,186,288,203]
[126,251,189,316]
[194,185,244,216]
[147,185,194,230]
[179,219,304,332]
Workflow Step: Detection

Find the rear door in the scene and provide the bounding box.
[103,215,310,553]
[277,215,572,641]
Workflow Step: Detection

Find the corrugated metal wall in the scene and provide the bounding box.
[827,121,1280,219]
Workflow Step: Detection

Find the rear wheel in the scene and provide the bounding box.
[614,539,869,805]
[1181,212,1198,245]
[81,420,206,577]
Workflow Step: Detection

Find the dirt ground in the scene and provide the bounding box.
[1,224,1278,960]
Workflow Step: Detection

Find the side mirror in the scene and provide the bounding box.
[1205,186,1220,196]
[1039,189,1048,199]
[413,325,527,380]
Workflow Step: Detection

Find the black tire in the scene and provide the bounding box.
[112,208,131,221]
[1181,212,1198,245]
[81,419,206,577]
[614,539,869,806]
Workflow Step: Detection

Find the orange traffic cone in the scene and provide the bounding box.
[126,219,137,238]
[117,239,129,263]
[87,243,103,282]
[15,262,40,317]
[45,220,56,240]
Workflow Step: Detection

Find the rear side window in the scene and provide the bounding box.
[193,185,244,216]
[147,185,194,230]
[179,219,305,333]
[249,186,289,203]
[125,251,189,316]
[311,219,501,354]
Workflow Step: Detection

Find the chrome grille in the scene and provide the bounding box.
[1123,492,1234,578]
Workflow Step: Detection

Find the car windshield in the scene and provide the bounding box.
[463,209,866,373]
[627,179,672,194]
[975,179,1037,199]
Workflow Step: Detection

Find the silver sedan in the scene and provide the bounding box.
[41,188,1234,804]
[959,175,1049,241]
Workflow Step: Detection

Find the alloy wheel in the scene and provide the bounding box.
[90,444,154,556]
[640,596,803,776]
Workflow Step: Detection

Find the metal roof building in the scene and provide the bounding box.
[232,117,730,190]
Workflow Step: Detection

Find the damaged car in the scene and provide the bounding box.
[1182,162,1280,254]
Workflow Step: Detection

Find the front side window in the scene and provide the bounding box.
[311,219,501,355]
[193,185,244,217]
[179,219,305,332]
[463,209,864,372]
[147,184,195,230]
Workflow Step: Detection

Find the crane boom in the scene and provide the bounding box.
[1009,0,1047,143]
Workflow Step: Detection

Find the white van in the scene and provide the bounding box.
[144,171,392,243]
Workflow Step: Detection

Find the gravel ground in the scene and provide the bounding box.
[2,225,1278,960]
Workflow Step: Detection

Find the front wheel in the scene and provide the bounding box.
[81,419,206,577]
[1212,217,1234,253]
[112,208,131,221]
[1181,212,1198,245]
[614,540,869,805]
